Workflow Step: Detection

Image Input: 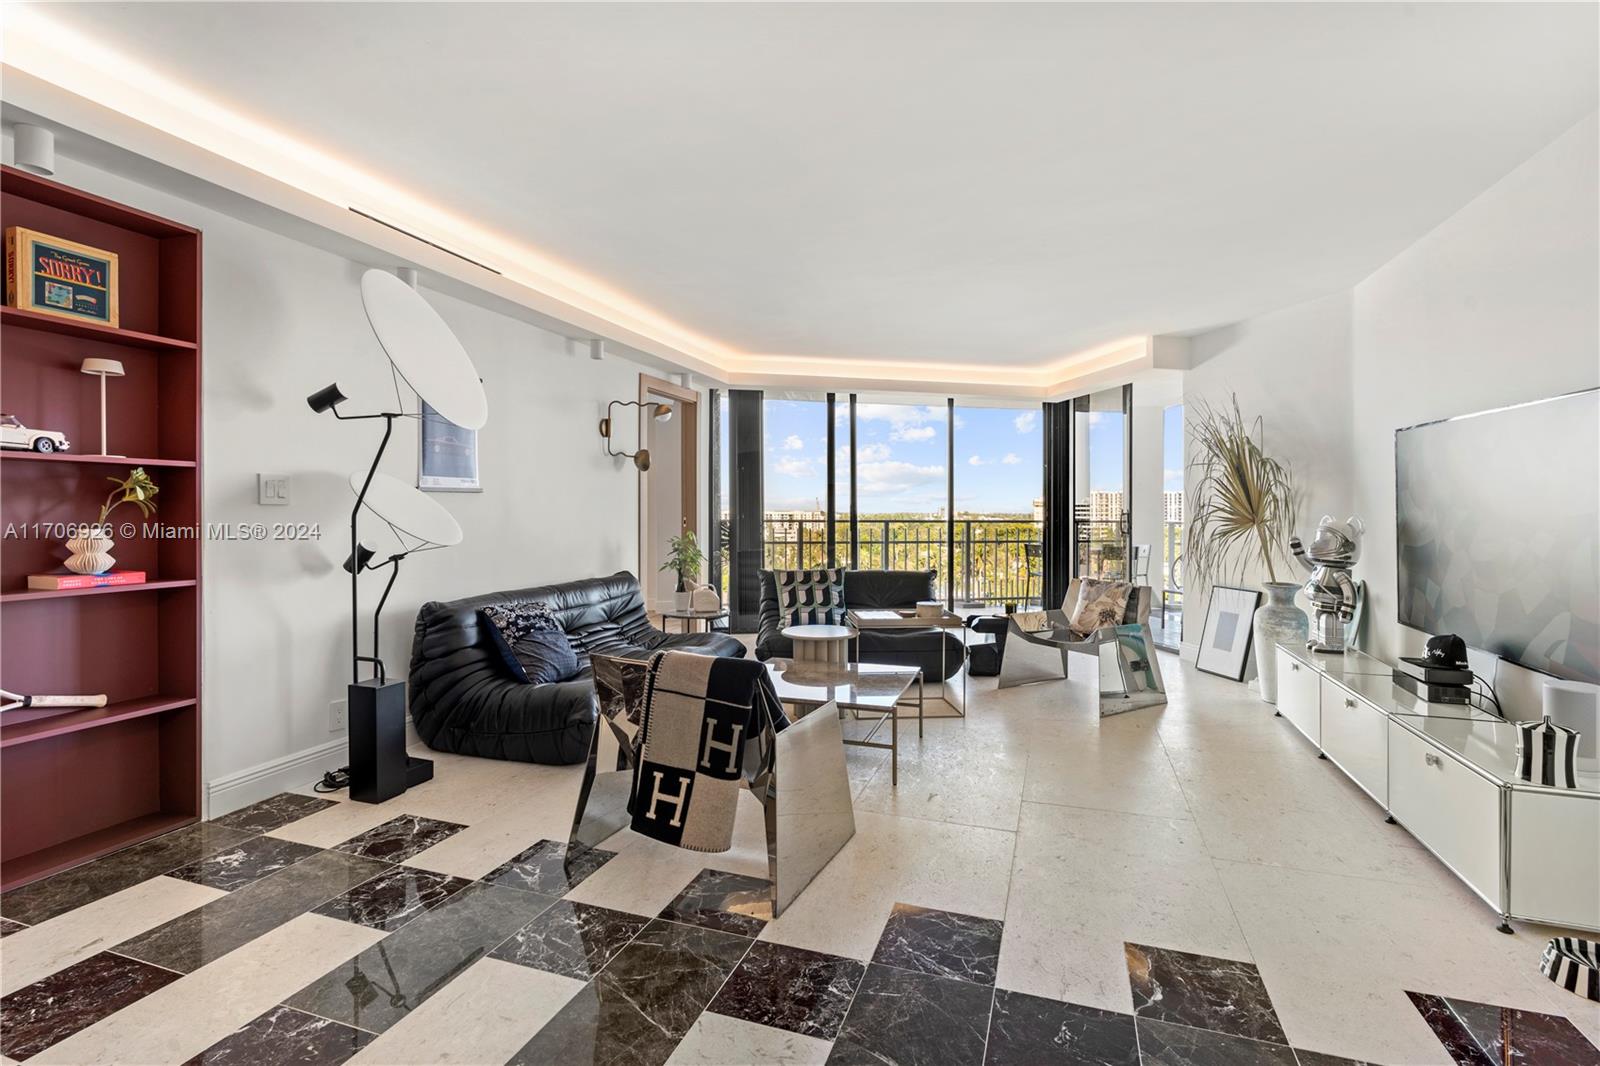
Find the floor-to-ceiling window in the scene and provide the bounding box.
[953,404,1045,608]
[1154,402,1185,648]
[761,395,830,570]
[1073,387,1132,580]
[852,398,951,600]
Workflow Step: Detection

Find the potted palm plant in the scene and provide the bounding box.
[660,530,706,610]
[1185,396,1302,700]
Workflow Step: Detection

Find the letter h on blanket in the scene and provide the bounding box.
[571,650,857,917]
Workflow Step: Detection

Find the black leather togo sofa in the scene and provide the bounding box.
[410,571,745,765]
[755,568,964,680]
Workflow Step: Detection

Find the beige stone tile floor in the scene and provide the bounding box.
[6,647,1595,1065]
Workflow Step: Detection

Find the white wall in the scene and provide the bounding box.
[1183,115,1599,718]
[14,147,684,811]
[1350,116,1600,717]
[1183,290,1356,610]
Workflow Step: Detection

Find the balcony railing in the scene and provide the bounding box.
[761,518,1043,607]
[751,516,1185,607]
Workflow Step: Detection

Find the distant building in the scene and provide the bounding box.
[1087,490,1123,524]
[1032,497,1044,524]
[1164,491,1184,524]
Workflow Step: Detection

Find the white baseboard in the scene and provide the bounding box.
[206,737,347,819]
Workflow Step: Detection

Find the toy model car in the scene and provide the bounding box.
[0,413,70,453]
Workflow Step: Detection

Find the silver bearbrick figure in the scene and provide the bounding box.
[1289,515,1365,654]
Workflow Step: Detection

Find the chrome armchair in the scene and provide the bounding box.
[569,654,856,917]
[998,579,1166,715]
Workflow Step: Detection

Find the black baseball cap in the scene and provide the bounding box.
[1425,634,1468,669]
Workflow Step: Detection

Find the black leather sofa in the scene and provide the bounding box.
[409,571,745,765]
[754,568,964,681]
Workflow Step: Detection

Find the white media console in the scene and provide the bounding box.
[1273,643,1599,933]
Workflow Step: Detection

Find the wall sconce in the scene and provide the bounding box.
[599,400,672,471]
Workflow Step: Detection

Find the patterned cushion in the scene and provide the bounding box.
[1069,579,1133,634]
[772,568,845,627]
[480,603,578,684]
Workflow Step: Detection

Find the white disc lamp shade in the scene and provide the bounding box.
[359,269,487,430]
[348,471,463,548]
[79,358,126,456]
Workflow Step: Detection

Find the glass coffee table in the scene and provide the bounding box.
[765,658,923,786]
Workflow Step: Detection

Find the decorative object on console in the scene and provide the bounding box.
[1290,514,1365,655]
[0,412,69,453]
[1195,584,1261,682]
[307,268,487,804]
[1253,582,1309,702]
[4,226,119,326]
[1515,715,1581,789]
[1540,937,1599,1002]
[1396,388,1599,685]
[1394,634,1475,704]
[63,467,159,575]
[660,529,706,608]
[1184,394,1299,695]
[598,398,672,471]
[79,357,126,456]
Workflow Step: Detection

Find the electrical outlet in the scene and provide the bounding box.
[258,474,290,506]
[329,698,347,733]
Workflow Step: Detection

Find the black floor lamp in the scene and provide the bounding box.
[307,269,487,803]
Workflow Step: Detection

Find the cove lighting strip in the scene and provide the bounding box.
[3,5,1150,394]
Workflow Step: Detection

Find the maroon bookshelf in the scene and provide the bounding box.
[1,165,203,891]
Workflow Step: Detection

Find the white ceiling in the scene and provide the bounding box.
[16,2,1599,372]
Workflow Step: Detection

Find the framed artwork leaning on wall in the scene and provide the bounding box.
[1196,584,1262,681]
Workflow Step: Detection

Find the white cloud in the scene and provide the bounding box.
[893,425,937,443]
[1002,453,1021,465]
[1013,411,1037,433]
[774,456,815,478]
[968,455,989,467]
[782,434,804,451]
[857,460,946,497]
[857,442,891,462]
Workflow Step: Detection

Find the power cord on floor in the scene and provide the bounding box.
[315,766,351,793]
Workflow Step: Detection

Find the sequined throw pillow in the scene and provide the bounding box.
[480,601,577,685]
[1069,579,1132,635]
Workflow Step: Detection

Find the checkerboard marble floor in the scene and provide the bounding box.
[2,655,1597,1065]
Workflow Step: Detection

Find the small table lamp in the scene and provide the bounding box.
[79,358,125,456]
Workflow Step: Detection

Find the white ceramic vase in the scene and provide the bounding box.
[65,525,116,575]
[1253,581,1309,703]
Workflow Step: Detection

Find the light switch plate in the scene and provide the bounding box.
[257,474,290,506]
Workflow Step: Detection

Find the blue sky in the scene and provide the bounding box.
[760,400,1184,514]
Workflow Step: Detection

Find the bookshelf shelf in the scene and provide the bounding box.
[1,579,197,604]
[0,164,203,891]
[1,451,197,469]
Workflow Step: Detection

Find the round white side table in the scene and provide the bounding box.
[782,623,853,665]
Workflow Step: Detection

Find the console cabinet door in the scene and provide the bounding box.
[1510,791,1600,929]
[1320,678,1387,806]
[1388,721,1502,910]
[1276,648,1320,746]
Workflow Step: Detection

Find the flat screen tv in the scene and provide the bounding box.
[1396,388,1599,684]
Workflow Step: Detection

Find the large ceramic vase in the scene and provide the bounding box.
[65,525,116,575]
[1254,581,1309,704]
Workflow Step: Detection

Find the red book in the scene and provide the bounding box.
[27,570,147,591]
